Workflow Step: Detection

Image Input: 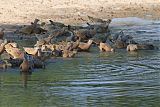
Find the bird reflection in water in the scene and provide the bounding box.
[20,72,32,88]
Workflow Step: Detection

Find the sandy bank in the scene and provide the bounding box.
[0,0,160,24]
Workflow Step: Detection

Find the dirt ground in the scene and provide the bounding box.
[0,0,160,25]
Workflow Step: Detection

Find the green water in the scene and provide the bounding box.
[0,18,160,107]
[1,50,160,107]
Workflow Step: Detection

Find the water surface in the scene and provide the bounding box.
[0,17,160,107]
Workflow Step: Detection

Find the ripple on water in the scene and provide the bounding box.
[0,17,160,107]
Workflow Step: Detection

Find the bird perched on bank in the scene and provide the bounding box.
[0,28,5,39]
[19,19,39,34]
[19,19,47,34]
[0,60,7,70]
[86,21,111,33]
[49,20,66,28]
[62,50,77,58]
[34,30,64,47]
[78,39,93,51]
[5,43,24,59]
[87,15,111,24]
[137,44,156,50]
[0,39,8,55]
[23,47,40,56]
[127,43,156,51]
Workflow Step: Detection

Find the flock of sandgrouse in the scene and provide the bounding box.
[0,16,158,73]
